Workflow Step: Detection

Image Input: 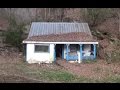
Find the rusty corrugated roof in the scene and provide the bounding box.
[25,32,96,42]
[28,22,92,37]
[25,22,94,42]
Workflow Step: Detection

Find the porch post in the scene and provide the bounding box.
[66,44,69,61]
[54,44,56,61]
[93,44,96,59]
[79,44,83,63]
[62,45,64,59]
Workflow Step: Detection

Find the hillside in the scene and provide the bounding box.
[0,8,119,60]
[0,8,120,82]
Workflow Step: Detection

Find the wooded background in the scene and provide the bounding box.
[0,8,120,62]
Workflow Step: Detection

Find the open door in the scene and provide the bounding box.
[55,44,64,60]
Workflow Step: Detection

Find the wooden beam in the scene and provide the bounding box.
[93,44,96,59]
[54,44,56,61]
[80,44,83,61]
[23,41,99,44]
[66,44,69,61]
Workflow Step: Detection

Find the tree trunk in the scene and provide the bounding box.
[44,8,47,21]
[48,8,51,21]
[84,8,88,22]
[61,8,65,22]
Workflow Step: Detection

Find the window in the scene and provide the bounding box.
[34,45,49,53]
[70,45,78,52]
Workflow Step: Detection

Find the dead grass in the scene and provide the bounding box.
[0,51,120,83]
[56,59,120,82]
[0,52,77,83]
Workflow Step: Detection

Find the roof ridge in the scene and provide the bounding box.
[31,22,88,24]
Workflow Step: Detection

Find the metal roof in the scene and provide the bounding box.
[28,22,92,38]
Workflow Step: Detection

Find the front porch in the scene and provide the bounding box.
[54,44,97,63]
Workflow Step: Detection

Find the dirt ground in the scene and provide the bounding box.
[0,48,120,82]
[0,47,63,83]
[56,59,120,81]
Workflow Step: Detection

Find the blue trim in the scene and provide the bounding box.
[93,44,96,59]
[66,44,69,61]
[54,44,56,61]
[62,45,64,59]
[68,45,70,52]
[80,44,83,60]
[68,55,78,60]
[64,45,65,59]
[25,44,27,62]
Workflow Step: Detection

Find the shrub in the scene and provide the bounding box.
[105,40,120,63]
[4,17,26,51]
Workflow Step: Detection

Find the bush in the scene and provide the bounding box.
[5,30,23,51]
[105,40,120,63]
[4,17,26,51]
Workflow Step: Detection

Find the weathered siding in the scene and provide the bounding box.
[26,43,54,63]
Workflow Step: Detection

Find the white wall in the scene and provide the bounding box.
[26,43,55,64]
[26,43,92,64]
[49,44,55,62]
[64,45,66,59]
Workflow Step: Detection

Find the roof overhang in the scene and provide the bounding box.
[23,41,98,44]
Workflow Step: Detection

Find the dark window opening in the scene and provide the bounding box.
[91,44,94,55]
[34,45,49,53]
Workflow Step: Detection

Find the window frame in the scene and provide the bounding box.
[34,44,50,53]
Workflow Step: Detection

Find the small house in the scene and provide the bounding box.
[23,22,98,64]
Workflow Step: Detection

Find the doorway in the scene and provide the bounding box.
[55,44,64,59]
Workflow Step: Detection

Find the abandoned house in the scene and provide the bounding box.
[23,22,98,64]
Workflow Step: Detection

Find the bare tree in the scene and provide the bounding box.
[86,8,114,27]
[117,8,120,32]
[61,8,65,22]
[110,8,120,33]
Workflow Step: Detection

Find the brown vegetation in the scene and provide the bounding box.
[0,8,120,82]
